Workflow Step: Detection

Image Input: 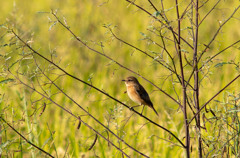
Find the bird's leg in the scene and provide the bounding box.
[141,105,145,115]
[130,105,141,110]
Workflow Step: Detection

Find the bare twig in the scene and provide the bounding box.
[192,0,203,157]
[147,0,158,12]
[199,0,221,26]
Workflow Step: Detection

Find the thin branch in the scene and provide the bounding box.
[147,0,158,12]
[188,74,240,125]
[192,0,202,157]
[175,0,190,156]
[199,40,240,71]
[199,0,221,26]
[0,117,54,158]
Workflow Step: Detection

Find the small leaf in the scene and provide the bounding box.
[152,11,161,17]
[214,62,228,68]
[0,78,14,84]
[139,32,146,37]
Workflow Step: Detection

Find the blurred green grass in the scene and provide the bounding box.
[1,0,240,157]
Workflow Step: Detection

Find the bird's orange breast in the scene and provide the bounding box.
[127,85,145,105]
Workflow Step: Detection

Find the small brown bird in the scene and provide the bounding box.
[122,76,158,116]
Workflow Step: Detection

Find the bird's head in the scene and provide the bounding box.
[122,76,139,86]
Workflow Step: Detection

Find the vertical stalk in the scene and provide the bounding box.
[23,92,35,158]
[193,0,202,157]
[0,123,2,158]
[175,0,190,157]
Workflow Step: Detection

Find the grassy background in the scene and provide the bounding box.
[1,0,240,157]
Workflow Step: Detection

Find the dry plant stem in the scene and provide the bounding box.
[11,31,185,148]
[175,0,190,157]
[125,0,194,50]
[9,72,131,158]
[33,59,149,157]
[0,117,54,158]
[50,12,181,106]
[193,0,202,157]
[188,73,240,125]
[186,5,240,87]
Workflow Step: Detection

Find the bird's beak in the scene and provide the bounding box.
[122,79,126,82]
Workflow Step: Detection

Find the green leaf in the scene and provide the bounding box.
[214,62,228,68]
[139,32,146,37]
[152,11,161,17]
[0,78,14,84]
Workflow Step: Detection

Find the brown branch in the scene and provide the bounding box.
[175,0,190,157]
[147,0,158,12]
[192,0,202,157]
[0,117,54,158]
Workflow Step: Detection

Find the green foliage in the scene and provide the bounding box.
[0,0,240,157]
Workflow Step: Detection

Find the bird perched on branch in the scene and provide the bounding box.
[122,76,158,116]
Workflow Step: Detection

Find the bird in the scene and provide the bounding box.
[122,76,158,116]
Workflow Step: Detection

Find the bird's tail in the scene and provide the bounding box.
[152,106,159,116]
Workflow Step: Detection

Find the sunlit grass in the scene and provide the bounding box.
[1,0,240,157]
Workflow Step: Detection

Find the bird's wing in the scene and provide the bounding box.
[134,84,153,106]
